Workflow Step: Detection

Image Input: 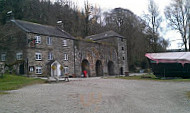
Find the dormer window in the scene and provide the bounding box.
[35,36,41,44]
[63,40,67,46]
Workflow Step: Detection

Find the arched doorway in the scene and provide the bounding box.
[81,59,90,77]
[108,61,114,75]
[120,67,124,75]
[96,60,103,76]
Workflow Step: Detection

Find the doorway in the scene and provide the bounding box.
[108,61,114,75]
[96,60,103,76]
[81,59,90,77]
[19,63,25,75]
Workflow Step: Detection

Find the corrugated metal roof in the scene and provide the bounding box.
[145,52,190,64]
[11,20,75,39]
[85,30,125,41]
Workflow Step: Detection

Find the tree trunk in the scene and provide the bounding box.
[184,38,188,51]
[189,24,190,51]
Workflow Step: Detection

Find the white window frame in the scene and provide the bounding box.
[47,37,52,45]
[1,53,6,61]
[16,52,23,60]
[35,66,42,74]
[35,53,42,60]
[64,66,69,74]
[48,52,53,60]
[64,54,68,61]
[63,40,67,46]
[35,36,41,44]
[29,66,34,72]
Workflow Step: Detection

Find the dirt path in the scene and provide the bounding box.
[0,78,190,113]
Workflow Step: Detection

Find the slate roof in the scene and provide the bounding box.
[85,30,125,41]
[11,20,75,39]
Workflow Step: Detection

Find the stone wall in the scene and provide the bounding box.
[0,22,27,74]
[26,33,74,76]
[96,37,129,75]
[74,40,119,77]
[1,21,128,77]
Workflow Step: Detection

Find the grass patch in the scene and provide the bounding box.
[0,74,45,94]
[187,91,190,99]
[115,74,190,82]
[0,92,9,95]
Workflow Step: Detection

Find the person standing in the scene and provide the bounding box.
[83,70,87,78]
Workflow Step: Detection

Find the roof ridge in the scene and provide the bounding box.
[85,30,125,41]
[14,19,56,28]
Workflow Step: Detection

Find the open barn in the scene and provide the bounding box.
[145,52,190,78]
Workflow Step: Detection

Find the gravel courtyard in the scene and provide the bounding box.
[0,78,190,113]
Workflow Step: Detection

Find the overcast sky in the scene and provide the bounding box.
[54,0,182,49]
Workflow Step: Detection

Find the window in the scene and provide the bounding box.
[47,37,52,45]
[48,52,53,60]
[121,38,123,42]
[63,40,67,46]
[1,53,6,61]
[64,54,68,61]
[122,47,124,50]
[16,53,23,60]
[123,57,125,60]
[64,66,69,74]
[35,36,41,44]
[35,66,42,74]
[35,53,42,60]
[29,66,34,72]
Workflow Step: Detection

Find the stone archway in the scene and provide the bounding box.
[96,60,103,76]
[81,59,91,77]
[108,61,114,75]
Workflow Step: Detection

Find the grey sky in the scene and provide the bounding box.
[53,0,182,49]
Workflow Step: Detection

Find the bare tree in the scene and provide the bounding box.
[144,0,162,52]
[165,0,190,51]
[187,1,190,50]
[84,1,91,37]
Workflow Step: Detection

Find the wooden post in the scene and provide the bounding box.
[0,62,5,78]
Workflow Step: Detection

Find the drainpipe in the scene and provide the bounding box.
[73,40,76,77]
[26,58,29,77]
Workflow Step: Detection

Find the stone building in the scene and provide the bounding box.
[0,20,128,77]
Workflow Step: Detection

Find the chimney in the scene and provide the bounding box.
[6,11,14,22]
[56,20,64,29]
